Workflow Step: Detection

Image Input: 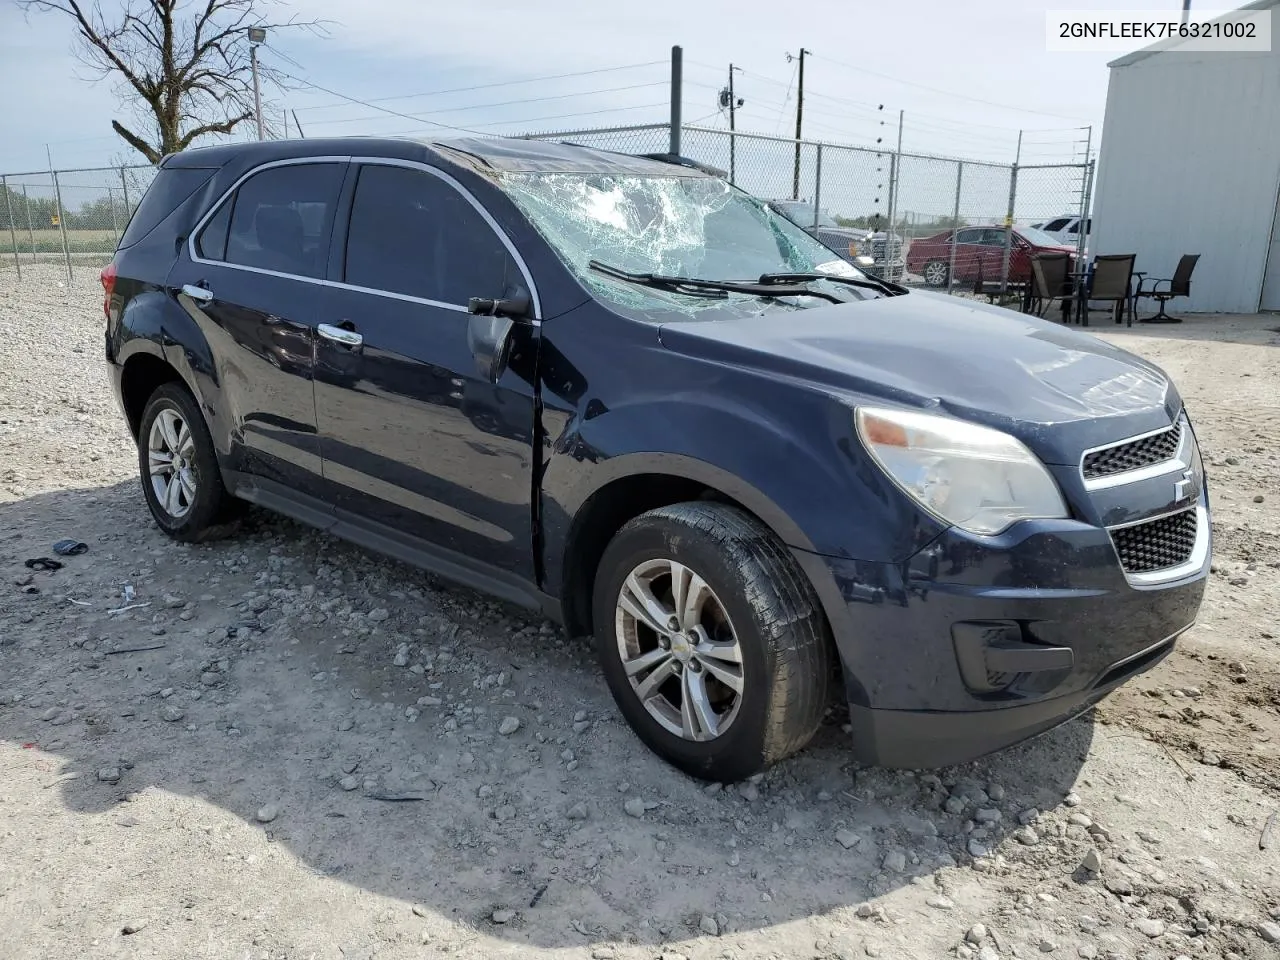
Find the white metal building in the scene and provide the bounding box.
[1091,0,1280,313]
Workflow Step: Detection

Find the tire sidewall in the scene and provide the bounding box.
[593,516,776,781]
[137,383,223,539]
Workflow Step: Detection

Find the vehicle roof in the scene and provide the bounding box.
[164,135,715,178]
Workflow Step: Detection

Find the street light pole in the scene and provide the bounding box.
[249,26,267,141]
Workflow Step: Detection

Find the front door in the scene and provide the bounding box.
[313,160,539,582]
[167,159,346,499]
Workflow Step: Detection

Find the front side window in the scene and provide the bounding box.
[344,164,517,304]
[207,163,343,278]
[1043,217,1072,231]
[499,172,864,316]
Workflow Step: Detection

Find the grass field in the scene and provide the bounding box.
[0,228,118,256]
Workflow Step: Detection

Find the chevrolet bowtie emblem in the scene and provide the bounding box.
[1174,466,1196,502]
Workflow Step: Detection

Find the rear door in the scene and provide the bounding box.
[951,228,987,280]
[312,159,540,582]
[168,158,346,500]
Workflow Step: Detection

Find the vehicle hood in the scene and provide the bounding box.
[656,291,1180,466]
[814,226,868,240]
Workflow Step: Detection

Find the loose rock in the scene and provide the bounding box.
[699,915,719,936]
[255,804,279,824]
[835,829,861,850]
[1081,848,1103,873]
[566,801,588,820]
[1135,918,1165,938]
[121,920,148,935]
[883,850,906,872]
[966,924,988,944]
[491,908,515,924]
[624,798,646,818]
[498,716,521,736]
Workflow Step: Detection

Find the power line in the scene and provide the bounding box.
[293,60,667,114]
[361,101,670,139]
[809,53,1092,123]
[303,80,669,129]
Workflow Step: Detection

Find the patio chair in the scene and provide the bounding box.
[1135,254,1199,324]
[1082,254,1136,326]
[1029,252,1071,319]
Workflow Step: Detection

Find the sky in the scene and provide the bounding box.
[0,0,1193,216]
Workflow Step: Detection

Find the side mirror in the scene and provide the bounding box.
[465,285,532,384]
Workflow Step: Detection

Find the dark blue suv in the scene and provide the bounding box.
[102,136,1209,782]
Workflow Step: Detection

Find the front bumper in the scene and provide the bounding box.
[792,503,1209,770]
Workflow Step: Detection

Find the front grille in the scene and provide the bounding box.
[1111,508,1198,573]
[1083,420,1182,480]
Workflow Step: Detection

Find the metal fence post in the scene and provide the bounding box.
[2,175,20,280]
[812,143,823,231]
[22,185,35,256]
[120,166,131,220]
[1000,162,1019,292]
[947,162,963,294]
[51,169,73,282]
[107,186,120,246]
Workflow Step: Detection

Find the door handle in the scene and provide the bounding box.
[317,323,363,348]
[181,283,213,304]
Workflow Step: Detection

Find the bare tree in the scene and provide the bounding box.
[20,0,320,164]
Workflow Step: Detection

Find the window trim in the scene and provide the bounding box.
[187,155,543,321]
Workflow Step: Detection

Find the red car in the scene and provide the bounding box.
[906,225,1076,287]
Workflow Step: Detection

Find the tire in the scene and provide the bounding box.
[923,260,949,287]
[137,382,242,542]
[592,502,833,782]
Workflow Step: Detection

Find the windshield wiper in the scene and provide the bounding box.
[588,260,846,304]
[757,271,907,297]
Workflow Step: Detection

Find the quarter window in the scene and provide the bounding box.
[343,164,517,303]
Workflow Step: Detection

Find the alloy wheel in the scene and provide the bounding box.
[614,558,744,742]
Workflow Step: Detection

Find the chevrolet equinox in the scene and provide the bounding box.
[102,137,1210,782]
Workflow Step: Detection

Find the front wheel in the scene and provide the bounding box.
[593,502,833,782]
[923,260,949,287]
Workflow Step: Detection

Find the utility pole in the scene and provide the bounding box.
[1182,0,1191,24]
[787,48,809,200]
[248,26,267,141]
[720,64,744,183]
[669,45,683,156]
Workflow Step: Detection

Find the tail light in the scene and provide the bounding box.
[100,261,117,319]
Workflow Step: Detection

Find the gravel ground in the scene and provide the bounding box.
[2,261,1279,960]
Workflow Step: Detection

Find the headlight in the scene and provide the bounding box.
[855,406,1069,535]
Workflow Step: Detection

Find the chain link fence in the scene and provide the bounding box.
[1,128,1090,299]
[0,165,156,280]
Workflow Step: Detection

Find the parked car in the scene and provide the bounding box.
[906,224,1077,287]
[1031,214,1091,250]
[763,200,880,271]
[103,137,1209,781]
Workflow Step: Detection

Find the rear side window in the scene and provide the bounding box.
[196,200,231,260]
[118,166,217,249]
[343,163,517,303]
[1044,218,1072,231]
[955,228,983,244]
[202,163,343,278]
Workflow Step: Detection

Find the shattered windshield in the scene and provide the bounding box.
[499,172,866,317]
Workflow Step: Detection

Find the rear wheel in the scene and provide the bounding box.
[593,502,833,782]
[137,383,242,542]
[923,260,949,287]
